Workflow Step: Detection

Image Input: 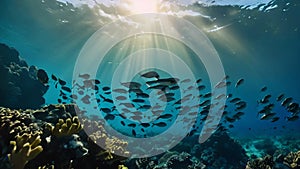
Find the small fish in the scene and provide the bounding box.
[228,124,234,128]
[215,94,226,100]
[276,94,285,102]
[197,85,206,91]
[132,129,137,137]
[58,98,62,103]
[235,78,244,88]
[61,86,71,93]
[203,93,212,98]
[132,99,145,103]
[102,86,110,91]
[116,96,127,101]
[260,113,276,120]
[121,82,141,88]
[196,78,202,83]
[141,71,159,79]
[153,122,167,127]
[79,73,90,79]
[140,123,151,128]
[137,93,149,98]
[104,114,115,121]
[81,95,91,104]
[104,98,114,104]
[94,79,101,84]
[147,85,167,90]
[286,115,299,121]
[100,108,111,113]
[51,74,58,81]
[58,79,67,86]
[113,88,128,94]
[120,121,125,126]
[158,114,173,119]
[170,85,180,90]
[119,103,135,108]
[139,105,151,109]
[181,78,191,83]
[128,123,137,127]
[230,98,241,103]
[281,97,293,107]
[260,86,267,92]
[271,117,280,122]
[215,81,226,89]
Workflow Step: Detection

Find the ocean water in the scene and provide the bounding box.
[1,0,300,168]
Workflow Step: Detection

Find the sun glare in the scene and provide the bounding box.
[128,0,159,14]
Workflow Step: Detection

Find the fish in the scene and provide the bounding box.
[157,114,173,119]
[235,78,244,88]
[79,73,90,79]
[140,71,159,79]
[153,122,167,127]
[276,94,285,102]
[129,88,143,94]
[104,114,115,120]
[128,123,137,127]
[121,82,141,89]
[137,93,149,98]
[58,79,67,86]
[139,105,151,110]
[170,86,180,90]
[102,86,110,91]
[116,96,127,101]
[140,123,151,128]
[132,99,145,103]
[286,115,299,121]
[147,85,167,90]
[37,69,49,84]
[271,117,280,122]
[215,94,226,100]
[200,100,210,107]
[197,85,206,91]
[282,97,293,107]
[230,97,241,103]
[132,129,137,137]
[203,93,212,98]
[120,103,135,108]
[120,121,125,126]
[81,95,91,104]
[113,88,128,94]
[260,86,267,92]
[146,78,179,86]
[61,86,71,93]
[260,113,276,120]
[215,81,227,89]
[196,78,202,83]
[51,74,58,82]
[180,78,191,83]
[100,108,111,114]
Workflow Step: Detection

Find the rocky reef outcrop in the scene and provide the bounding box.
[0,43,49,109]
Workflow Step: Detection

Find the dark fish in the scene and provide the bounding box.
[271,117,280,122]
[146,78,178,86]
[61,86,72,93]
[286,115,299,121]
[281,97,293,107]
[100,108,111,113]
[132,129,137,137]
[260,86,267,92]
[102,86,110,91]
[137,93,149,98]
[37,69,49,84]
[260,113,276,120]
[203,93,212,98]
[141,128,145,132]
[147,85,167,90]
[141,71,159,79]
[200,100,210,107]
[121,82,141,88]
[153,122,167,127]
[104,98,114,104]
[58,98,62,103]
[225,116,236,123]
[230,98,241,103]
[227,94,233,98]
[58,79,67,86]
[94,79,101,84]
[120,121,125,126]
[104,114,115,120]
[81,95,91,104]
[170,85,180,90]
[215,81,226,89]
[132,99,145,103]
[158,114,173,119]
[51,74,58,81]
[276,94,285,102]
[79,73,90,79]
[197,85,205,91]
[140,123,151,128]
[139,105,151,109]
[129,88,143,94]
[196,78,202,83]
[228,124,234,128]
[113,88,128,94]
[235,78,244,88]
[116,96,127,101]
[128,123,137,127]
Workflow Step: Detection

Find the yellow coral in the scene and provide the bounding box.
[118,164,128,169]
[8,132,43,169]
[47,116,82,137]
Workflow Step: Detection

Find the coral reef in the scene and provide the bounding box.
[0,104,129,169]
[284,150,300,169]
[0,43,49,109]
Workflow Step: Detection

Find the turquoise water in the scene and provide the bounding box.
[0,0,300,147]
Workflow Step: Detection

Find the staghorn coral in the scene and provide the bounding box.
[46,116,83,138]
[284,150,300,169]
[8,132,43,169]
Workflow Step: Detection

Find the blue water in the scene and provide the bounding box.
[1,0,300,139]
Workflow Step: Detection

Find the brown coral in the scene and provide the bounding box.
[284,150,300,169]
